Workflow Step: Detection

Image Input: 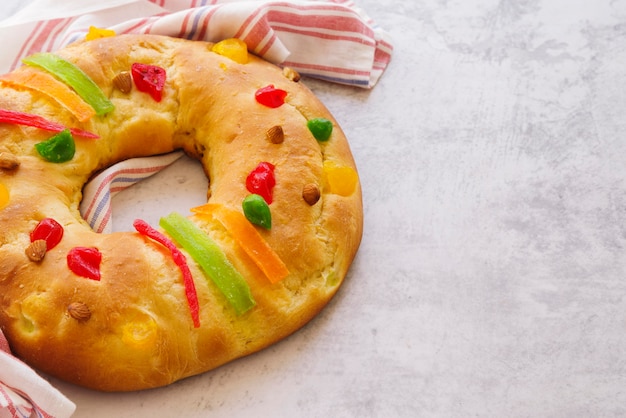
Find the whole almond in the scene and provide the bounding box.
[282,67,301,82]
[266,125,284,144]
[25,239,47,262]
[302,183,321,205]
[113,71,132,94]
[67,302,91,322]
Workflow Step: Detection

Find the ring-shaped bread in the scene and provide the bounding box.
[0,34,362,391]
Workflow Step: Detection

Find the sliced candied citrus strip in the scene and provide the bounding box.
[160,212,256,316]
[133,219,200,328]
[1,70,95,122]
[192,204,289,284]
[23,52,114,116]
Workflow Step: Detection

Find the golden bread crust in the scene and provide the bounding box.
[0,34,362,391]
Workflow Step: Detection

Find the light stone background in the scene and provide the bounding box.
[3,0,626,417]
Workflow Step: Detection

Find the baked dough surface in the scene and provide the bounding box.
[0,34,362,391]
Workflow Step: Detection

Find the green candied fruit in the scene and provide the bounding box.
[307,117,333,142]
[23,52,114,115]
[242,194,271,229]
[159,212,256,316]
[35,129,75,163]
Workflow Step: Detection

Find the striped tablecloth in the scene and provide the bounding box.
[0,331,76,418]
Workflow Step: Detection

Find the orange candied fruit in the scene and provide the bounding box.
[211,38,249,64]
[323,161,358,197]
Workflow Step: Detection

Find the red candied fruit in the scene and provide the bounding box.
[30,218,64,250]
[255,85,287,108]
[246,162,276,204]
[67,247,102,281]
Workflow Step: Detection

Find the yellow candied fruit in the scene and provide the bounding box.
[121,316,157,349]
[323,161,358,197]
[19,314,35,333]
[19,293,47,334]
[85,26,116,41]
[211,38,249,64]
[0,183,9,210]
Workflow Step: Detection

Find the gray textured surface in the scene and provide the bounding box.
[3,0,626,416]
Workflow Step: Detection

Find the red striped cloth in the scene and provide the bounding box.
[1,0,393,87]
[0,332,75,418]
[80,152,185,233]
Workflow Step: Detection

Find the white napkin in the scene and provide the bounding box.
[0,331,76,418]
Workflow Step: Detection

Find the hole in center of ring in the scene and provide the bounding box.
[109,153,208,232]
